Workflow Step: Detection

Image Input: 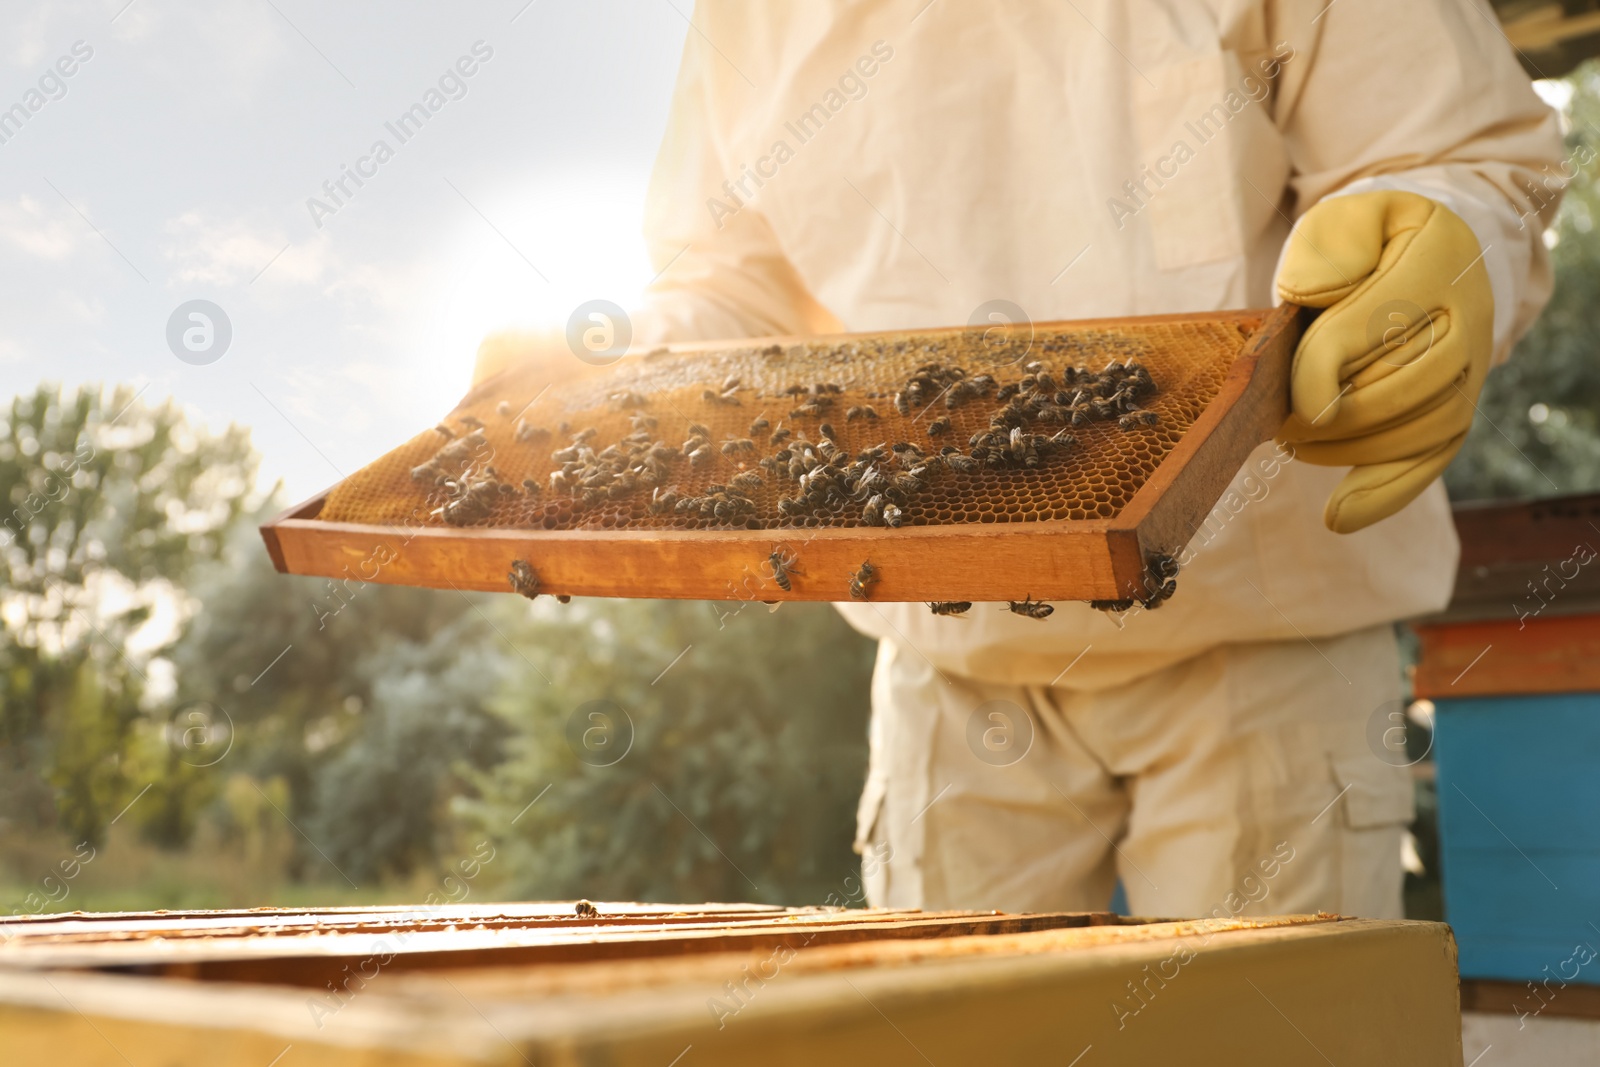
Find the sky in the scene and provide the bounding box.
[0,0,688,501]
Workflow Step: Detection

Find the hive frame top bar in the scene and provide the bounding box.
[261,305,1305,604]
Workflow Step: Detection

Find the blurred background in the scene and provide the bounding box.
[2,2,1598,916]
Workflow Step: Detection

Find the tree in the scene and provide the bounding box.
[1446,64,1600,500]
[0,384,254,846]
[464,597,874,905]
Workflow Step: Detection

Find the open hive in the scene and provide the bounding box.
[262,306,1304,604]
[0,903,1462,1065]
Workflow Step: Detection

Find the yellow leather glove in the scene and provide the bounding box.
[1276,190,1493,533]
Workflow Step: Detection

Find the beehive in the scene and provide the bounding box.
[0,903,1463,1066]
[262,307,1304,603]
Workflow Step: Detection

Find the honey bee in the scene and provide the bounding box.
[846,405,878,420]
[458,415,485,430]
[507,559,541,600]
[883,504,904,527]
[928,416,951,437]
[1007,597,1053,620]
[557,595,572,604]
[496,401,513,417]
[848,560,878,600]
[791,402,822,417]
[767,548,800,591]
[946,454,979,473]
[730,470,763,492]
[750,417,770,435]
[572,427,599,444]
[689,446,713,467]
[723,375,741,393]
[703,388,741,406]
[550,470,571,492]
[1089,597,1136,613]
[928,601,972,616]
[862,494,885,526]
[721,438,756,455]
[819,422,838,441]
[434,423,456,439]
[574,900,600,919]
[521,478,541,495]
[894,391,911,416]
[1119,410,1160,430]
[769,427,792,445]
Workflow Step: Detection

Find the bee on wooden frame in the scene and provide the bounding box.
[928,601,972,616]
[848,560,878,600]
[767,547,801,591]
[1007,597,1053,620]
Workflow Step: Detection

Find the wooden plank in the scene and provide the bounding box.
[1425,491,1600,622]
[1412,614,1600,697]
[2,909,1118,981]
[261,308,1301,604]
[1462,977,1600,1021]
[1112,302,1303,578]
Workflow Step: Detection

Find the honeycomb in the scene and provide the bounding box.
[319,317,1258,534]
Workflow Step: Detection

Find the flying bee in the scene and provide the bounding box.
[928,601,972,616]
[750,417,770,435]
[507,560,541,600]
[434,423,456,439]
[767,548,800,591]
[769,427,792,445]
[1007,597,1054,620]
[848,560,878,600]
[458,415,485,430]
[927,416,951,437]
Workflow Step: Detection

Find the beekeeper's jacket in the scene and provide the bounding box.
[636,0,1564,689]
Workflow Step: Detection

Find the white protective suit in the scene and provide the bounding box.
[633,0,1564,916]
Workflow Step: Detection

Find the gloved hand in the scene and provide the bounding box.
[1275,190,1493,533]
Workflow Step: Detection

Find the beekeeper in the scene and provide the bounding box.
[477,0,1564,918]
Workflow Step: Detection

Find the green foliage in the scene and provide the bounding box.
[169,521,508,885]
[465,598,874,905]
[1446,64,1600,501]
[0,384,255,847]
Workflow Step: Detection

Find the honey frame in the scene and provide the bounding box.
[260,305,1305,603]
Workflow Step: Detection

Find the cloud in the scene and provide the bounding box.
[0,194,84,261]
[160,212,333,287]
